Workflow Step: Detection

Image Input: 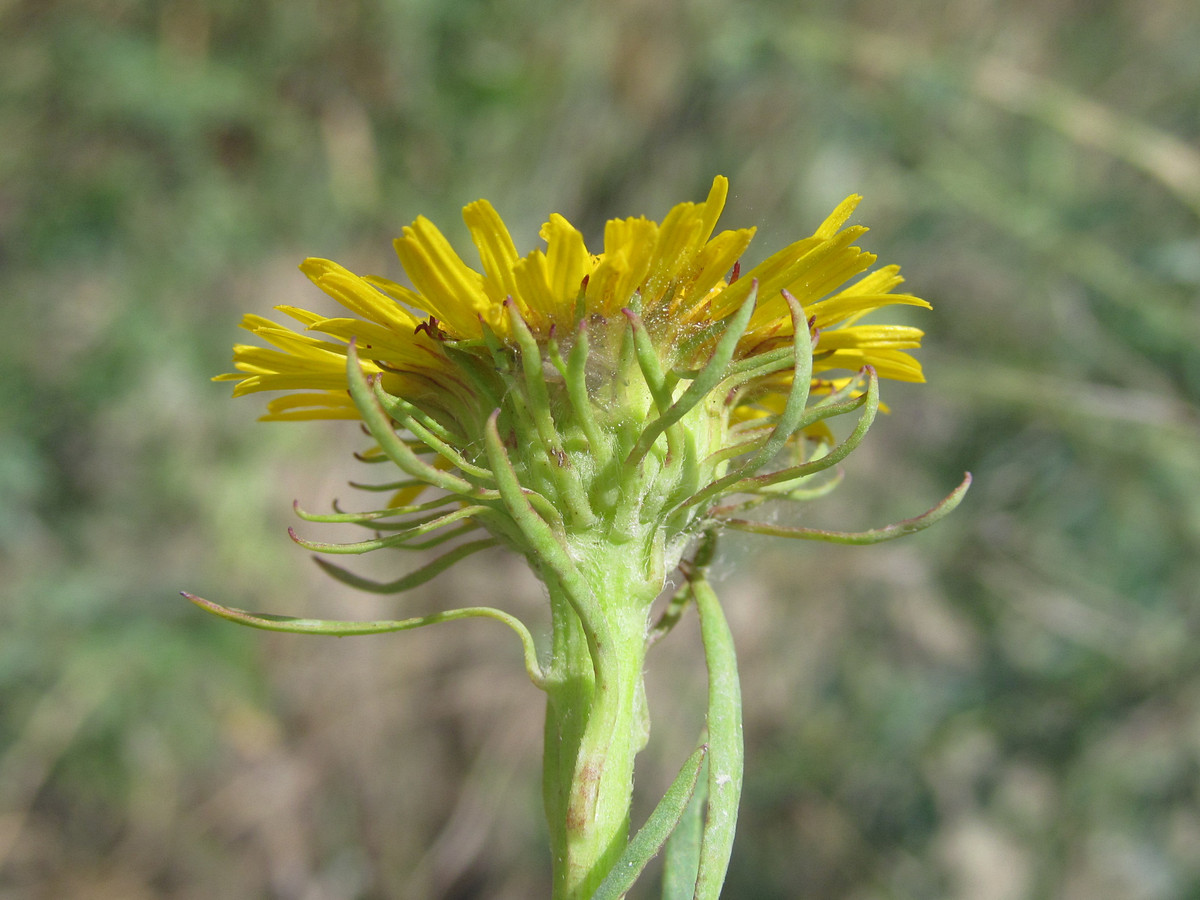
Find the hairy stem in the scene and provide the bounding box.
[542,546,656,900]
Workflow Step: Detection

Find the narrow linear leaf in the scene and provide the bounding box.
[721,472,972,544]
[689,554,744,900]
[347,478,427,493]
[721,366,879,497]
[288,504,489,554]
[591,745,709,900]
[624,308,676,413]
[506,299,564,454]
[292,494,459,524]
[562,320,607,454]
[681,367,876,511]
[646,578,695,650]
[181,593,546,688]
[482,411,604,644]
[346,339,480,497]
[313,538,497,593]
[662,753,708,900]
[373,379,495,482]
[706,289,815,488]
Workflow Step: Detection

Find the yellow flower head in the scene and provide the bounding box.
[218,177,933,578]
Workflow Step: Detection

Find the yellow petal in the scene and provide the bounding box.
[393,216,489,335]
[463,199,522,305]
[543,214,591,317]
[695,176,730,252]
[511,250,558,330]
[815,195,862,239]
[587,217,657,314]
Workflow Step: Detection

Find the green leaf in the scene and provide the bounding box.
[313,538,497,592]
[181,593,547,688]
[734,365,879,493]
[287,504,489,554]
[689,544,744,900]
[684,366,878,508]
[345,339,481,498]
[372,379,495,482]
[661,753,707,900]
[482,410,603,647]
[591,744,708,900]
[716,288,815,483]
[721,471,973,544]
[291,494,461,524]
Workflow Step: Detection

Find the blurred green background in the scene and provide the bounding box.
[3,0,1199,897]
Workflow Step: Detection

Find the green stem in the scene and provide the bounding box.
[542,548,656,900]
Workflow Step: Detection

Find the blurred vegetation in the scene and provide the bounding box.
[2,0,1199,897]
